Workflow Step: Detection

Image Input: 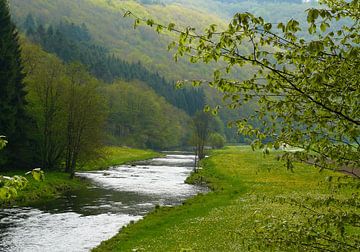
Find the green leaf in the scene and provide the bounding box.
[146,19,155,27]
[320,22,327,32]
[168,23,175,31]
[0,187,10,200]
[307,9,319,23]
[264,23,272,31]
[31,168,45,182]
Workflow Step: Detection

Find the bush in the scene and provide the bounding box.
[208,133,226,149]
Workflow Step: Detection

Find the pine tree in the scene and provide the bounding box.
[0,0,29,169]
[23,13,36,35]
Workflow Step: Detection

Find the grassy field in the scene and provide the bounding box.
[80,146,160,171]
[1,146,160,207]
[94,146,359,251]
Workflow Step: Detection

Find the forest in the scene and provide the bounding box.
[1,28,203,172]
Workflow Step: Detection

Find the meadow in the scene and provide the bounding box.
[94,146,359,251]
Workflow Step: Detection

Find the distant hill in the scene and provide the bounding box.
[9,0,320,143]
[9,0,322,81]
[9,0,227,81]
[22,18,205,116]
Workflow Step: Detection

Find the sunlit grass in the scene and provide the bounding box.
[80,146,160,171]
[94,146,359,252]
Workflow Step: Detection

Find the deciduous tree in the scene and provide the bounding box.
[22,43,67,170]
[128,0,359,175]
[64,63,107,178]
[191,111,214,160]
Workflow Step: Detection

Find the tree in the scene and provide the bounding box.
[128,0,359,176]
[22,42,67,170]
[25,20,205,116]
[208,132,226,149]
[22,41,108,175]
[0,0,30,169]
[23,13,36,35]
[63,63,107,178]
[102,80,189,149]
[191,111,214,160]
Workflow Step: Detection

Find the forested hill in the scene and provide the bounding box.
[8,0,320,86]
[9,0,226,81]
[8,0,320,143]
[22,18,204,115]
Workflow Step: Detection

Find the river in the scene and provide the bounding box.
[0,153,205,252]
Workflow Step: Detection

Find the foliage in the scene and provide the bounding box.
[0,0,30,169]
[25,168,45,182]
[190,111,214,159]
[0,136,7,150]
[0,138,45,202]
[63,63,107,178]
[0,170,88,206]
[134,0,360,174]
[0,168,44,201]
[8,0,332,144]
[21,42,107,175]
[102,80,190,149]
[9,0,279,143]
[23,20,205,115]
[208,132,226,149]
[9,0,225,81]
[21,39,191,162]
[0,175,28,201]
[22,42,67,170]
[94,146,360,251]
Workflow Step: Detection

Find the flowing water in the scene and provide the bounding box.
[0,153,205,252]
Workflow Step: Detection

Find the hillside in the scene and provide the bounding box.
[8,0,325,143]
[21,40,192,150]
[9,0,255,141]
[9,0,227,81]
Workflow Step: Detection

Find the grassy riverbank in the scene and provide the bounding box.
[94,146,359,251]
[80,146,160,171]
[1,146,160,207]
[0,172,89,207]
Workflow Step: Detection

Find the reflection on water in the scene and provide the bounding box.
[0,154,205,252]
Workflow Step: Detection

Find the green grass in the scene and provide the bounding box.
[0,171,89,207]
[93,146,359,252]
[81,146,160,171]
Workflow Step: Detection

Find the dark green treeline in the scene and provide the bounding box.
[22,15,205,116]
[0,0,30,169]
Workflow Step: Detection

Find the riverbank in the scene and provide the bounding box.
[80,146,160,171]
[0,146,160,207]
[94,146,360,251]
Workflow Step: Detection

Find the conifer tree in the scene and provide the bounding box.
[0,0,29,169]
[23,13,36,35]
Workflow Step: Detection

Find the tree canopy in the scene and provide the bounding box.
[130,0,359,176]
